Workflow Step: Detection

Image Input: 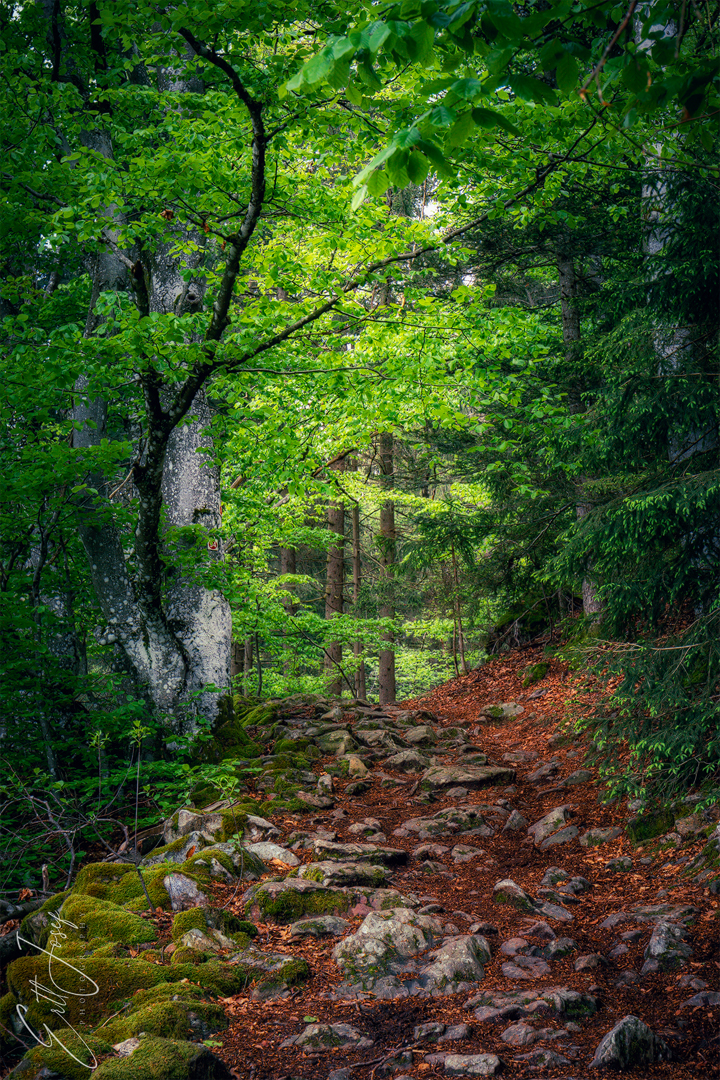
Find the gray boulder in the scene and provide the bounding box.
[444,1054,503,1076]
[421,765,516,792]
[590,1015,670,1069]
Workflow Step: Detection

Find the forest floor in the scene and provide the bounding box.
[201,643,720,1080]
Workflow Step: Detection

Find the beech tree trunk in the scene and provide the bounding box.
[351,501,367,699]
[324,462,345,696]
[557,249,603,619]
[378,433,396,705]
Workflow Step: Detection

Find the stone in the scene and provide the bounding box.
[539,826,579,850]
[296,791,335,809]
[502,750,538,764]
[440,1024,471,1043]
[415,1021,446,1042]
[544,937,577,960]
[112,1037,142,1057]
[243,842,300,867]
[244,814,282,842]
[589,1015,670,1069]
[242,878,348,924]
[641,920,692,973]
[300,860,388,888]
[493,879,536,912]
[289,914,349,938]
[500,937,531,956]
[535,901,573,923]
[523,921,556,942]
[141,831,210,867]
[444,1053,503,1076]
[346,755,369,778]
[675,813,707,839]
[626,808,674,843]
[575,953,607,972]
[421,765,516,792]
[562,769,593,786]
[580,827,623,848]
[179,927,235,953]
[678,990,720,1011]
[163,873,208,912]
[346,780,371,795]
[602,857,632,877]
[384,750,429,772]
[527,761,560,783]
[541,867,568,886]
[501,955,551,980]
[404,725,438,747]
[313,840,408,867]
[333,907,443,986]
[479,702,524,722]
[528,806,571,845]
[317,772,334,794]
[500,1022,540,1047]
[280,1022,373,1051]
[516,1048,571,1067]
[502,810,527,832]
[451,845,484,863]
[419,934,492,994]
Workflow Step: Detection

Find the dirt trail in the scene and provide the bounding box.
[207,647,720,1079]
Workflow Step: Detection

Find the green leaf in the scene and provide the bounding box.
[484,0,524,40]
[556,51,579,94]
[368,22,391,53]
[406,151,430,184]
[471,106,521,137]
[449,77,484,101]
[367,169,390,196]
[446,110,475,147]
[509,74,556,104]
[351,185,368,210]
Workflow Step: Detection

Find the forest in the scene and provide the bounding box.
[0,1,719,1078]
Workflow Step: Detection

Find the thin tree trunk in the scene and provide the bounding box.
[243,637,254,695]
[451,543,468,674]
[351,501,366,699]
[324,461,345,697]
[378,433,396,705]
[557,249,603,619]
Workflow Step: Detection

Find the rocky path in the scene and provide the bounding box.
[5,649,720,1080]
[205,654,720,1080]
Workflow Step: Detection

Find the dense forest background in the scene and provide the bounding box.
[1,0,719,896]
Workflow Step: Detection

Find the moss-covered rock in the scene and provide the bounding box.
[141,834,210,868]
[172,909,208,942]
[93,1036,232,1080]
[8,1028,114,1080]
[101,997,227,1044]
[626,807,675,843]
[59,895,157,947]
[522,662,549,687]
[244,880,349,923]
[19,891,70,948]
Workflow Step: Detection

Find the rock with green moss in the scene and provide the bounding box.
[7,1029,114,1080]
[172,908,208,942]
[492,879,537,913]
[72,862,188,911]
[59,894,158,947]
[522,662,549,687]
[243,879,349,923]
[181,842,265,883]
[140,833,210,868]
[626,808,675,843]
[299,861,388,888]
[94,1035,233,1080]
[229,942,310,1000]
[18,891,69,949]
[101,988,227,1044]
